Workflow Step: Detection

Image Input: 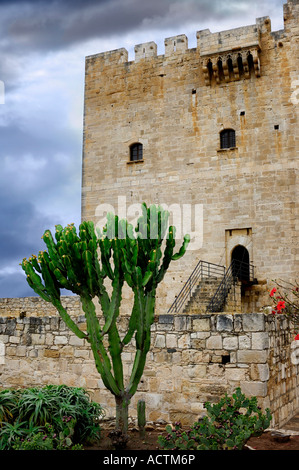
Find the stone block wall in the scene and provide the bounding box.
[0,296,298,428]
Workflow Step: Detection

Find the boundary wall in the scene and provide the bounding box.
[0,296,298,427]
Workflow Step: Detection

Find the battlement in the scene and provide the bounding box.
[86,0,299,65]
[86,20,264,65]
[85,0,298,85]
[196,22,261,57]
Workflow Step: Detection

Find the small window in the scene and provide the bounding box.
[130,143,143,162]
[220,129,236,149]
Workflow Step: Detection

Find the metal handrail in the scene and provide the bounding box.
[207,259,255,312]
[168,260,226,313]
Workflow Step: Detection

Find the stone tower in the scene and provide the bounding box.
[81,0,299,314]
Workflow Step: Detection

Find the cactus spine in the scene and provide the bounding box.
[21,203,190,437]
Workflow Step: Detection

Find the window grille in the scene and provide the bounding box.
[220,129,236,149]
[130,143,143,161]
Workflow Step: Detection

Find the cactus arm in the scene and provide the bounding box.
[22,257,88,340]
[127,342,148,398]
[81,295,120,396]
[51,298,88,340]
[171,234,191,260]
[127,289,154,397]
[121,298,138,348]
[134,285,146,351]
[100,277,123,337]
[108,324,124,392]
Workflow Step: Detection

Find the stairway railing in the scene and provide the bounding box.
[207,259,255,312]
[167,260,226,314]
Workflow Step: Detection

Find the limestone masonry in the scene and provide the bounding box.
[82,0,298,315]
[0,296,298,427]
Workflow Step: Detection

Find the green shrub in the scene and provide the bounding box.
[0,389,17,425]
[0,384,104,449]
[158,388,272,450]
[0,420,29,450]
[13,422,83,450]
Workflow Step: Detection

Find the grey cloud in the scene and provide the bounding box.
[0,117,82,298]
[1,0,283,54]
[0,194,54,298]
[0,270,33,298]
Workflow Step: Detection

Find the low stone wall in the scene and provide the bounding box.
[0,296,298,428]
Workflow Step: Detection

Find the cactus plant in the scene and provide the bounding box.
[21,203,190,437]
[137,399,146,438]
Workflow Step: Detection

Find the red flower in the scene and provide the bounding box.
[294,334,299,340]
[270,288,277,297]
[276,301,285,311]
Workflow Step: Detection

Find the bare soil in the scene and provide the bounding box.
[85,423,299,451]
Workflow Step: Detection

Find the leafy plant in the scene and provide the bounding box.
[13,422,84,450]
[21,203,190,437]
[0,389,16,424]
[0,385,104,449]
[158,388,272,450]
[0,420,29,450]
[17,387,59,426]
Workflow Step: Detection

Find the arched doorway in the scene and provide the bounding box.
[231,245,250,281]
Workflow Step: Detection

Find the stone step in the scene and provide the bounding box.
[183,278,242,313]
[183,278,222,313]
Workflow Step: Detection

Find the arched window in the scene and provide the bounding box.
[130,143,143,162]
[220,129,236,149]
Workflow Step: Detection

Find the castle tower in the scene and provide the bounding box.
[82,0,298,314]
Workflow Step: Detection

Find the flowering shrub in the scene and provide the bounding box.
[269,280,299,338]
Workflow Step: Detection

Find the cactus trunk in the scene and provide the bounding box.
[115,395,130,435]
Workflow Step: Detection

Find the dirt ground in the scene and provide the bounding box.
[85,423,299,451]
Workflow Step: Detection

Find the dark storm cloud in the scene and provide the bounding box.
[0,117,82,298]
[3,0,170,52]
[0,192,54,297]
[0,0,284,54]
[0,270,33,298]
[0,198,51,265]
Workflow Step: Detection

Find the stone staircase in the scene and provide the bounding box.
[168,260,251,314]
[183,278,242,314]
[183,278,221,313]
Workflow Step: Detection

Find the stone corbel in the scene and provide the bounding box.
[242,52,250,79]
[202,62,211,85]
[251,49,261,77]
[232,54,240,81]
[223,60,230,83]
[212,62,221,84]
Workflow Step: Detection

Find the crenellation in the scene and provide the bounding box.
[86,47,128,67]
[164,34,188,56]
[134,41,157,62]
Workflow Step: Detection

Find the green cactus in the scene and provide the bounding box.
[21,203,190,437]
[137,399,146,438]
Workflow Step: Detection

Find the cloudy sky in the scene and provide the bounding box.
[0,0,286,298]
